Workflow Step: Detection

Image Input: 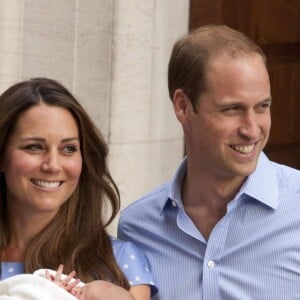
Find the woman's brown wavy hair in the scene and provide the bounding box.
[0,78,129,289]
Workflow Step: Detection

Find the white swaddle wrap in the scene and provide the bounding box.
[0,269,85,300]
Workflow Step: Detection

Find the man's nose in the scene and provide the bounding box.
[238,111,260,139]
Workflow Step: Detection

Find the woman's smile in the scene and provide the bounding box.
[31,179,63,189]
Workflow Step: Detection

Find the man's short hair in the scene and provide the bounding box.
[168,24,266,110]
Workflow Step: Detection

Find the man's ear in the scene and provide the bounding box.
[172,89,191,124]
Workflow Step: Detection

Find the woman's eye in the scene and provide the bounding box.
[24,144,43,151]
[63,145,78,154]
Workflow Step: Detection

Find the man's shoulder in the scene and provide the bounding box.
[271,161,300,192]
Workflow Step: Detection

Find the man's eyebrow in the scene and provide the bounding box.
[220,97,272,106]
[261,97,272,102]
[257,97,272,105]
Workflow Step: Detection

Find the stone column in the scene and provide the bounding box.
[0,0,24,91]
[108,0,189,232]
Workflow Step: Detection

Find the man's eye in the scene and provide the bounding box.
[256,102,271,113]
[222,106,240,114]
[261,102,271,109]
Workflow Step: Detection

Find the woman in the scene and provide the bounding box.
[0,78,157,299]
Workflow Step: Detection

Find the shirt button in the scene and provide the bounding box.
[171,200,177,207]
[207,260,215,269]
[8,267,14,273]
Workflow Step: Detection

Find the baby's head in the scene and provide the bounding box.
[80,280,102,300]
[75,280,135,300]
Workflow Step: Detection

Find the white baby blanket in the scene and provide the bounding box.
[0,269,84,300]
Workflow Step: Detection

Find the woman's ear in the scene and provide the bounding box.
[172,89,191,124]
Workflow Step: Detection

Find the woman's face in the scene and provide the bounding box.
[1,102,82,220]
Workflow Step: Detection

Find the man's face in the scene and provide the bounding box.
[183,53,271,181]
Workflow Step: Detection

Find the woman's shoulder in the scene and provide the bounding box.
[110,237,158,295]
[110,237,145,261]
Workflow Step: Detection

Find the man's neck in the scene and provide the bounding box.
[181,168,246,240]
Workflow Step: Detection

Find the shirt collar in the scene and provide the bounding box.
[163,152,279,213]
[238,152,279,209]
[161,157,187,213]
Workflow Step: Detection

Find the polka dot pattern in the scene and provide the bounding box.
[111,237,158,295]
[1,262,24,280]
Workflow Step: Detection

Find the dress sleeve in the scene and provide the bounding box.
[112,238,158,296]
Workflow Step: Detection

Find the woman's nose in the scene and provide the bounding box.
[41,152,62,173]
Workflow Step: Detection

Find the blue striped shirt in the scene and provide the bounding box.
[118,153,300,299]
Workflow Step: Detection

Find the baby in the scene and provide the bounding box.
[0,265,134,300]
[39,265,135,300]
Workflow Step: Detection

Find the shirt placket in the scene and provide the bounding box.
[202,209,233,299]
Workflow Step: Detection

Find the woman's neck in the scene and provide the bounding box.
[2,209,54,262]
[1,242,26,262]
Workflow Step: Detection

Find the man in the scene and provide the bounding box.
[118,25,300,299]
